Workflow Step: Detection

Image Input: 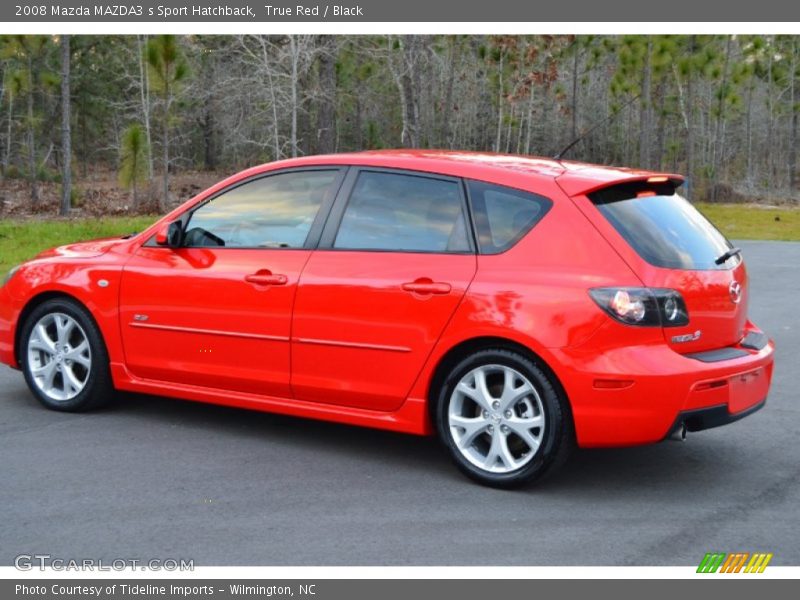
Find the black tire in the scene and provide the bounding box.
[19,297,114,412]
[435,348,574,488]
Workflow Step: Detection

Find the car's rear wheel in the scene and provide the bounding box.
[20,298,114,411]
[435,349,574,488]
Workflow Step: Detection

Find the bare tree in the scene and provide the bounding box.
[137,35,153,179]
[789,38,799,190]
[439,37,460,149]
[315,36,338,154]
[284,35,316,157]
[494,46,505,153]
[711,36,733,202]
[25,45,38,204]
[639,38,653,168]
[2,69,20,175]
[60,34,71,216]
[389,35,422,148]
[257,35,282,160]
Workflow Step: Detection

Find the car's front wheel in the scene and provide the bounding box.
[20,298,114,411]
[435,349,574,488]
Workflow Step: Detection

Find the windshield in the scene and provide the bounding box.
[590,189,737,271]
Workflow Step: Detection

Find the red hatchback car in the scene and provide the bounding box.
[0,151,775,487]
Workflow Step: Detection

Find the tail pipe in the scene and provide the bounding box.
[668,421,687,442]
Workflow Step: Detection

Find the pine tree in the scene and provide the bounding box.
[147,34,188,211]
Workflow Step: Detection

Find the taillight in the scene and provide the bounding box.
[589,287,689,327]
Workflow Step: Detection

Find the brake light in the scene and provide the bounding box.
[610,289,647,322]
[589,287,689,327]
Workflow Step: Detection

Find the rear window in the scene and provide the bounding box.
[590,185,737,270]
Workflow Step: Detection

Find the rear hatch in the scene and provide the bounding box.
[578,180,747,354]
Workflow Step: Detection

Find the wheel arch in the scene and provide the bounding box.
[425,335,572,424]
[15,291,106,365]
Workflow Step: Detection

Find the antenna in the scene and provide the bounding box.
[553,93,642,161]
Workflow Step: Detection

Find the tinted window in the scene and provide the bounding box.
[590,188,735,270]
[184,170,337,248]
[467,180,552,254]
[334,171,471,253]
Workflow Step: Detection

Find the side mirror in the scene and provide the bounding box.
[155,221,183,248]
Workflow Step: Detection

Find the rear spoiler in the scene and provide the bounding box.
[555,166,684,198]
[585,178,684,204]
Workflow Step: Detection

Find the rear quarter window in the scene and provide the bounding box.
[467,180,552,254]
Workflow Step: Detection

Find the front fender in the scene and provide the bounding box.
[3,256,126,370]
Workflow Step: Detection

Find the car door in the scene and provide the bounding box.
[119,168,345,398]
[291,168,478,412]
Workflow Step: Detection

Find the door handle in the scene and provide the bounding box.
[245,270,288,286]
[402,278,452,295]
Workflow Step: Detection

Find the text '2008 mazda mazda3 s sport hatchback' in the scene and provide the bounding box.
[0,151,775,487]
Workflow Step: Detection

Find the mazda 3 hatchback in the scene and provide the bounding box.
[0,151,775,487]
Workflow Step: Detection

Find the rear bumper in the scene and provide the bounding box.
[551,322,775,447]
[665,399,766,439]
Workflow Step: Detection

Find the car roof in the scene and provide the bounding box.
[231,150,684,198]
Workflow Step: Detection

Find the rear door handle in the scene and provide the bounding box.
[245,270,288,286]
[402,279,452,295]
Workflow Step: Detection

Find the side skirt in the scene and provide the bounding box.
[109,362,434,435]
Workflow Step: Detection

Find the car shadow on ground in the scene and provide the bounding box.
[100,390,737,495]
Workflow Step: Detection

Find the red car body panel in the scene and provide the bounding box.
[290,250,477,412]
[0,151,775,446]
[118,246,311,398]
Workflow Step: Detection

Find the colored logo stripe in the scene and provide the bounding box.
[697,553,726,573]
[720,553,748,573]
[697,552,773,573]
[745,553,773,573]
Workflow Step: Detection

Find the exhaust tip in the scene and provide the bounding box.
[668,422,687,442]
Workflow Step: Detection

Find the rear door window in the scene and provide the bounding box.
[589,185,736,270]
[467,180,552,254]
[333,171,471,253]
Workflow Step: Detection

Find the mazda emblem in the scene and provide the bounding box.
[729,280,743,304]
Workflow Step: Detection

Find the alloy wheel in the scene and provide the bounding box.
[448,364,545,473]
[26,312,92,402]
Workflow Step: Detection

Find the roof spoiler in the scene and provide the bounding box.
[556,171,685,198]
[585,177,685,204]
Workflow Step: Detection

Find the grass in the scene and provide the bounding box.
[0,203,798,276]
[0,216,156,275]
[696,203,800,242]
